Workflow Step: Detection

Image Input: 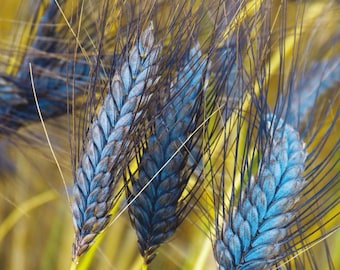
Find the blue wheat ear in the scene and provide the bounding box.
[127,43,207,264]
[214,114,307,270]
[286,58,340,128]
[71,22,161,261]
[0,0,92,134]
[279,65,340,268]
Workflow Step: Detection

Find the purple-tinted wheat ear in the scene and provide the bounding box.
[127,43,208,264]
[0,0,91,133]
[71,22,161,262]
[214,114,307,270]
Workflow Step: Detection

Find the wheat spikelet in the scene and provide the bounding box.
[127,43,207,264]
[71,22,161,261]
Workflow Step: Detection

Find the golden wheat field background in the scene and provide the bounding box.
[0,0,339,270]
